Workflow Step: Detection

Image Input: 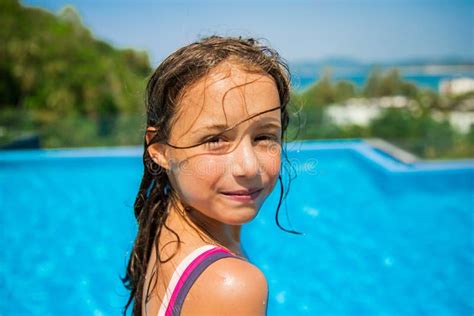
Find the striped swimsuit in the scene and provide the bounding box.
[156,244,244,316]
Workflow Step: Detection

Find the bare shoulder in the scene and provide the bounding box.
[181,257,269,315]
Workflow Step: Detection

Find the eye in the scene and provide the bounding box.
[255,134,280,142]
[204,135,226,144]
[201,135,230,150]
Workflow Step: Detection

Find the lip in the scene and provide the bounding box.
[220,188,263,202]
[221,187,263,195]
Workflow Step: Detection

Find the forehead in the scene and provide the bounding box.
[171,62,281,139]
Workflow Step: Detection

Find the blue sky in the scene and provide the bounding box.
[21,0,474,65]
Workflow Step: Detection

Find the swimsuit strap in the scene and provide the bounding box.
[157,245,242,316]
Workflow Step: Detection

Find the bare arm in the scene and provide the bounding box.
[180,257,269,315]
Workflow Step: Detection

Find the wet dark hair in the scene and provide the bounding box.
[121,35,302,316]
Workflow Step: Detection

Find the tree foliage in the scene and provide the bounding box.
[1,0,472,159]
[288,66,474,159]
[0,0,150,116]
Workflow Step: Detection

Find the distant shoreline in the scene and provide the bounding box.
[292,71,474,91]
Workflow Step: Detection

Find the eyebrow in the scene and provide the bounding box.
[191,120,282,136]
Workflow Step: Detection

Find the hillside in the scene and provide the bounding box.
[0,0,150,116]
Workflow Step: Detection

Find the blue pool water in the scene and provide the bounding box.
[1,140,473,315]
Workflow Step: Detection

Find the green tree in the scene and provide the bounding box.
[334,80,356,102]
[0,0,150,115]
[369,108,456,158]
[363,67,417,98]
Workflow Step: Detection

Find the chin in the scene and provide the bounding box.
[223,209,259,225]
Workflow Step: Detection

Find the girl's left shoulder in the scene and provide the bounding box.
[181,255,269,315]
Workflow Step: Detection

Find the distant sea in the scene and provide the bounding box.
[292,72,474,92]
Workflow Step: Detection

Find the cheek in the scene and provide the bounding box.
[259,148,281,180]
[170,152,225,177]
[169,155,225,198]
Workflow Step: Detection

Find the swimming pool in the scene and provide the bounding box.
[1,140,473,315]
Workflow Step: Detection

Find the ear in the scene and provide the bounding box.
[146,127,172,170]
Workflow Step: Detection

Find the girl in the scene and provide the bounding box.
[122,35,300,316]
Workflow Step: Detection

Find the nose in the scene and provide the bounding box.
[230,136,260,178]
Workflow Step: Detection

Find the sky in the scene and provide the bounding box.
[21,0,474,66]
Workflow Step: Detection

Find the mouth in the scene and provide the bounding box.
[220,188,264,202]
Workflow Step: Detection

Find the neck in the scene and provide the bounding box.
[166,196,243,255]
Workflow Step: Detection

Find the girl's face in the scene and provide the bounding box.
[151,62,282,226]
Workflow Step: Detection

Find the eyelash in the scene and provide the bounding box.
[203,134,280,145]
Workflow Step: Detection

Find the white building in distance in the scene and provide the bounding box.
[326,96,473,133]
[439,77,474,95]
[326,96,412,126]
